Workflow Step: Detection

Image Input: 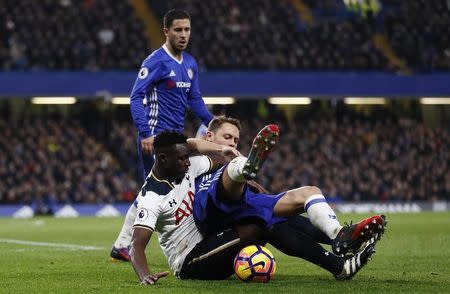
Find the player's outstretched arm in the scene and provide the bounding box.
[186,137,222,153]
[186,138,241,169]
[130,228,169,285]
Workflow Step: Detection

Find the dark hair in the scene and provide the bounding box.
[208,116,241,132]
[154,130,187,153]
[163,9,191,28]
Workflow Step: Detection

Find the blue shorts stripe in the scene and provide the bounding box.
[305,198,326,211]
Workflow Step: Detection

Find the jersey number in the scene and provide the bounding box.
[175,191,195,225]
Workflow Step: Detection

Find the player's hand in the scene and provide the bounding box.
[141,136,155,154]
[221,146,241,160]
[140,271,170,285]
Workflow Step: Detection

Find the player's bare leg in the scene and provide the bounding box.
[273,186,320,217]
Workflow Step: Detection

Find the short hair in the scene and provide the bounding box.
[163,9,191,28]
[154,130,187,154]
[208,116,241,132]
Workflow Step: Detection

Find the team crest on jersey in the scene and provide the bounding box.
[187,68,193,80]
[137,208,149,220]
[138,67,149,79]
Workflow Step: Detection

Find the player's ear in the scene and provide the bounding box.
[157,153,167,164]
[205,131,214,142]
[163,27,169,37]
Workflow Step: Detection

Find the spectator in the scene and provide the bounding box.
[0,118,138,205]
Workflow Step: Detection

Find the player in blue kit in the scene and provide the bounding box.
[111,9,213,261]
[193,121,387,261]
[130,9,212,179]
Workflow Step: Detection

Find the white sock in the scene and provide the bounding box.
[226,156,247,182]
[305,194,342,240]
[113,204,137,248]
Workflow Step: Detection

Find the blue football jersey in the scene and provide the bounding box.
[130,44,213,139]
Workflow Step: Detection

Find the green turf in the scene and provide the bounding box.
[0,212,449,293]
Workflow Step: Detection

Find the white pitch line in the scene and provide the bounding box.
[0,238,104,251]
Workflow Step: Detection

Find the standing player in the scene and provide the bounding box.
[130,130,381,285]
[111,9,213,260]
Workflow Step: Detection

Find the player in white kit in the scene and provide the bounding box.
[130,130,251,283]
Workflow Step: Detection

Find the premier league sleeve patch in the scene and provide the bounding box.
[138,67,149,79]
[133,207,155,231]
[137,208,149,221]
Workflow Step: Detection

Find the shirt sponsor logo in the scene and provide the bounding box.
[166,80,191,90]
[176,82,191,88]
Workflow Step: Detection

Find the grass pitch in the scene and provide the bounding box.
[0,212,449,293]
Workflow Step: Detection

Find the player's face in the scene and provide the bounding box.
[208,123,240,148]
[165,19,191,52]
[165,143,190,182]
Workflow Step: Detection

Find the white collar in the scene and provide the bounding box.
[163,44,183,64]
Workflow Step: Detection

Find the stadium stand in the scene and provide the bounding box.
[0,1,449,209]
[383,0,450,71]
[0,118,138,210]
[2,107,448,205]
[101,107,450,202]
[259,115,450,202]
[1,0,448,71]
[0,0,148,70]
[167,0,388,70]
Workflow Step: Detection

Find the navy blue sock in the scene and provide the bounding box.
[268,221,343,275]
[287,215,332,245]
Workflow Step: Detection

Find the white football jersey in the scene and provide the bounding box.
[133,155,212,275]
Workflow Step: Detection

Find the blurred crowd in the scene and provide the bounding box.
[122,111,450,202]
[0,119,138,210]
[250,116,450,202]
[1,0,448,71]
[0,0,148,70]
[169,0,388,70]
[383,0,450,71]
[0,111,449,206]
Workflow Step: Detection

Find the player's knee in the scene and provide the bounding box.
[302,185,322,197]
[289,186,322,207]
